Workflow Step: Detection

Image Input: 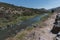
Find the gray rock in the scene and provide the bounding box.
[55,32,60,40]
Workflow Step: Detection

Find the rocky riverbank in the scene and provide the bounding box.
[6,13,57,40]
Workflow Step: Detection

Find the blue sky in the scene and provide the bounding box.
[0,0,60,9]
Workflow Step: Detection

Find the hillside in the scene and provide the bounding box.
[0,2,50,28]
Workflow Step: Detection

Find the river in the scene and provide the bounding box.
[17,13,48,29]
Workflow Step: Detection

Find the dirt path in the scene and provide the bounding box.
[26,13,57,40]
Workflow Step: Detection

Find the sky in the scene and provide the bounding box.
[0,0,60,9]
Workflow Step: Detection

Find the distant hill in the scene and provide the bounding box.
[50,7,60,13]
[0,2,49,15]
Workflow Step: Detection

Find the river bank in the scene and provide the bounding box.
[26,13,56,40]
[6,13,55,40]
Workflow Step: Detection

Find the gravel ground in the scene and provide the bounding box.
[25,13,57,40]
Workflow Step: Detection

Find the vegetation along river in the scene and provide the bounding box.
[0,13,49,40]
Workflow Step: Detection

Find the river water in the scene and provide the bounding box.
[17,13,48,29]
